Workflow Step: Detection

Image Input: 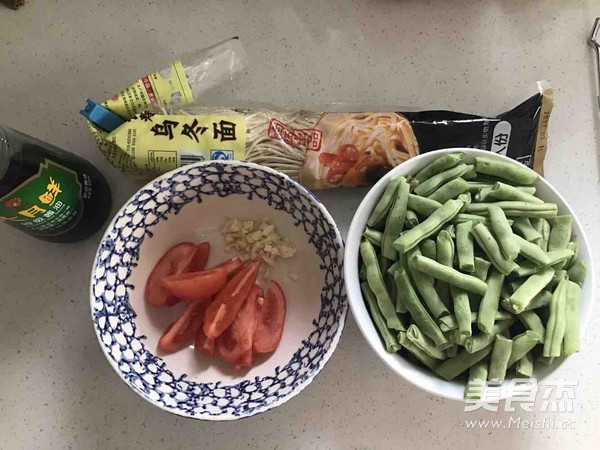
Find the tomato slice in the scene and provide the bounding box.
[145,242,198,307]
[253,281,287,353]
[216,286,262,363]
[203,260,261,339]
[235,350,253,370]
[158,300,206,353]
[195,331,215,356]
[189,242,210,272]
[214,257,244,278]
[162,267,228,303]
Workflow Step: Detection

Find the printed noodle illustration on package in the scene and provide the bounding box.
[100,81,553,190]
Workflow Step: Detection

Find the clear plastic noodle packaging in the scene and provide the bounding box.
[102,82,552,189]
[87,37,247,171]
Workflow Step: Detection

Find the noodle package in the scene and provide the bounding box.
[100,81,552,189]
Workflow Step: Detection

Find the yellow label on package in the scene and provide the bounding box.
[103,60,194,120]
[107,113,247,173]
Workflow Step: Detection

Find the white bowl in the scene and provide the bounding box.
[344,148,594,401]
[91,161,346,420]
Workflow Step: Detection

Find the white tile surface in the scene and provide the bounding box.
[1,0,599,448]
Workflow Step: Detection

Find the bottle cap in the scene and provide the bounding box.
[80,99,125,132]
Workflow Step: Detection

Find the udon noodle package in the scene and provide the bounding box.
[100,81,552,190]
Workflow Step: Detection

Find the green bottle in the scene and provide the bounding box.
[0,126,112,242]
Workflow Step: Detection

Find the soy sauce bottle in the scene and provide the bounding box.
[0,126,112,242]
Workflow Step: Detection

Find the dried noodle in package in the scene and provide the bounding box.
[103,81,552,189]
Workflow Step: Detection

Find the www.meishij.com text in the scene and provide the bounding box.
[465,416,576,429]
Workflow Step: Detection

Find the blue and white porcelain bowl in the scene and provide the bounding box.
[90,161,346,420]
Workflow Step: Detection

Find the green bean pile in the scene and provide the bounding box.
[359,152,587,399]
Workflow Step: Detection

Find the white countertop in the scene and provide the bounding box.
[1,0,599,448]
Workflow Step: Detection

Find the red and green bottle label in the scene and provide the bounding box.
[0,159,83,235]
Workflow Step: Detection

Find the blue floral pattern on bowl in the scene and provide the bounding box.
[90,161,347,420]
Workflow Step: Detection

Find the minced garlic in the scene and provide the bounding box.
[221,218,297,266]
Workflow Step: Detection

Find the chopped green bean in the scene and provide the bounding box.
[407,194,442,217]
[439,310,512,332]
[565,241,579,270]
[477,268,505,334]
[513,248,574,277]
[463,164,477,180]
[515,352,534,377]
[537,218,551,251]
[488,335,512,383]
[407,247,450,319]
[543,277,568,357]
[435,345,494,381]
[414,163,470,197]
[548,215,573,252]
[453,213,493,224]
[410,255,487,295]
[567,260,586,285]
[465,319,514,353]
[361,282,402,352]
[393,199,463,253]
[486,181,544,204]
[522,290,552,311]
[503,266,555,314]
[414,152,466,183]
[507,330,540,367]
[450,286,472,337]
[549,215,573,270]
[472,222,518,275]
[398,332,441,370]
[466,201,558,219]
[562,280,581,355]
[475,155,539,185]
[420,239,437,260]
[489,205,520,260]
[381,177,410,260]
[363,228,383,247]
[405,210,419,228]
[465,359,489,400]
[359,264,367,282]
[517,310,546,343]
[466,181,494,192]
[428,178,470,204]
[367,176,402,228]
[456,221,475,272]
[512,217,543,242]
[547,269,567,291]
[406,324,448,360]
[514,234,551,266]
[436,230,455,267]
[473,257,491,281]
[360,240,405,331]
[393,267,447,345]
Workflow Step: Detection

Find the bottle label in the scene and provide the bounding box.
[103,60,194,120]
[0,159,83,235]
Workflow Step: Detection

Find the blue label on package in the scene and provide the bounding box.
[211,150,234,160]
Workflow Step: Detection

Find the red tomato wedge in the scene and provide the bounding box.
[203,260,261,339]
[189,242,210,272]
[214,257,244,278]
[158,301,206,353]
[162,267,228,303]
[194,331,215,356]
[253,281,287,353]
[216,286,262,364]
[235,350,253,370]
[145,242,198,307]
